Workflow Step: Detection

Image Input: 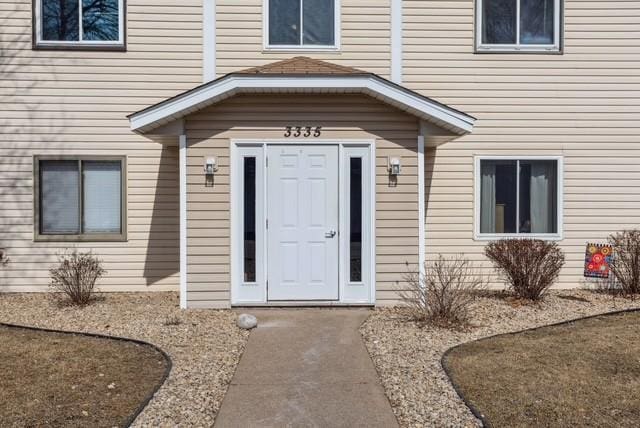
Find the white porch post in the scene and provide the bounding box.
[417,121,426,279]
[179,133,188,308]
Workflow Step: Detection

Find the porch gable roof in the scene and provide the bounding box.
[128,57,476,136]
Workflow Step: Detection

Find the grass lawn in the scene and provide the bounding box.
[444,310,640,427]
[0,325,169,427]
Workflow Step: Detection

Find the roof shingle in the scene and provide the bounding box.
[238,56,368,75]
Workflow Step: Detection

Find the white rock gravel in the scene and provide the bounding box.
[360,290,640,427]
[0,292,249,427]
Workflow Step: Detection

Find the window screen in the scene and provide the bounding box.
[83,161,121,233]
[38,158,124,239]
[40,160,80,234]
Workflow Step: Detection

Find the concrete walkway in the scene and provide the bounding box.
[215,309,399,427]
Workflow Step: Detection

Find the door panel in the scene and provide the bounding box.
[267,145,339,300]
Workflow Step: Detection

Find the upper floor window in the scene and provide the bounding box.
[476,0,561,52]
[34,0,125,50]
[266,0,339,50]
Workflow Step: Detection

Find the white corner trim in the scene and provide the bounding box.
[203,0,216,82]
[391,0,403,83]
[129,75,475,135]
[179,134,188,308]
[417,121,426,278]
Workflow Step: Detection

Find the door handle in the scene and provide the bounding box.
[325,230,337,238]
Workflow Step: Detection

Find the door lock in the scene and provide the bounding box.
[325,230,337,238]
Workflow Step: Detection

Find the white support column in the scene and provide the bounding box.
[417,121,426,279]
[391,0,403,83]
[179,133,188,308]
[203,0,216,82]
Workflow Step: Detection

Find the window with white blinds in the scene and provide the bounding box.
[36,157,125,240]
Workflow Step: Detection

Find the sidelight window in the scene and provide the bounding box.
[349,157,362,282]
[243,157,257,282]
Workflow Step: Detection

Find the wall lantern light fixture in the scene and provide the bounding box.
[388,157,401,176]
[204,157,218,175]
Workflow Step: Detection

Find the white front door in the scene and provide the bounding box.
[267,145,339,300]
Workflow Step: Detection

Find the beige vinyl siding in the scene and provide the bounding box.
[0,0,203,291]
[215,0,391,77]
[185,94,419,307]
[404,0,640,288]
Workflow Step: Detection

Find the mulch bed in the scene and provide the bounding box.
[0,325,169,427]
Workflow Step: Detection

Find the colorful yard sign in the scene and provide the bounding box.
[584,243,613,278]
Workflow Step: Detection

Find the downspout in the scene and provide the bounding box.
[203,0,216,82]
[391,0,403,83]
[418,121,426,279]
[179,132,188,308]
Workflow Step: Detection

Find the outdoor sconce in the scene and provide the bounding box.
[388,157,401,176]
[204,157,218,175]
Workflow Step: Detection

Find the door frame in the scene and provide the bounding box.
[230,139,376,306]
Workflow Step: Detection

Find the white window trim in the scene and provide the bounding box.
[263,0,341,52]
[473,155,564,241]
[230,139,375,306]
[475,0,561,53]
[34,0,125,48]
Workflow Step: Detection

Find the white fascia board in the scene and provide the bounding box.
[129,75,475,134]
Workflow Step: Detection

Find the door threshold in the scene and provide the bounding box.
[233,301,374,308]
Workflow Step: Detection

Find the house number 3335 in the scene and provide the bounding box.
[284,126,322,138]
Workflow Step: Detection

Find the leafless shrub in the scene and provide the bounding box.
[0,248,8,266]
[49,250,105,306]
[401,254,484,329]
[484,239,565,301]
[607,230,640,297]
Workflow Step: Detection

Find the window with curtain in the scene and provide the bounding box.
[37,0,124,48]
[268,0,336,47]
[37,158,125,239]
[479,159,558,235]
[477,0,560,51]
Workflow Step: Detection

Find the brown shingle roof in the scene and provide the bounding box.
[238,56,368,75]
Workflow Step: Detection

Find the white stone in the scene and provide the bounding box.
[237,313,258,330]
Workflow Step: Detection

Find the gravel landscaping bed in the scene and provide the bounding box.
[0,292,249,427]
[360,290,640,427]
